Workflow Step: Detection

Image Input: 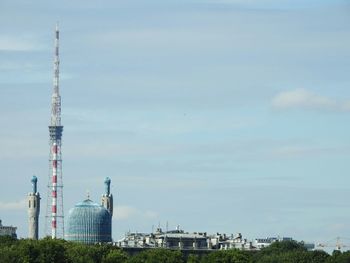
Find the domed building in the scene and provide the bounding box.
[65,178,113,244]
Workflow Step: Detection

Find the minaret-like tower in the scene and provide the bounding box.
[45,24,64,239]
[101,177,113,217]
[28,176,40,240]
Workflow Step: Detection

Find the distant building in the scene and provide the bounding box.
[118,227,315,252]
[209,233,254,250]
[65,178,113,244]
[0,220,17,239]
[156,228,208,249]
[253,237,293,249]
[119,227,209,250]
[253,237,315,251]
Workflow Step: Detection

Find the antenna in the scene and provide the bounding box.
[46,24,64,239]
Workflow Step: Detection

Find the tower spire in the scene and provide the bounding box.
[51,22,61,126]
[28,175,40,240]
[46,24,64,239]
[101,177,113,217]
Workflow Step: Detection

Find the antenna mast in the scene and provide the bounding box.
[46,23,64,239]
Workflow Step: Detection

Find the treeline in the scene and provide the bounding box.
[1,236,350,263]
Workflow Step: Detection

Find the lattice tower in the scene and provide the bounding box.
[45,24,64,239]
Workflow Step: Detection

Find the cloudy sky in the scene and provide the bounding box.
[1,0,350,246]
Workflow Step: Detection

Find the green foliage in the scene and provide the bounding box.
[16,239,41,263]
[127,248,183,263]
[256,250,324,263]
[326,250,350,263]
[187,254,200,263]
[201,249,252,263]
[254,243,330,263]
[64,242,97,263]
[0,238,348,263]
[0,245,21,263]
[309,250,330,263]
[0,235,17,246]
[102,248,129,263]
[258,240,306,255]
[0,238,128,263]
[36,238,67,263]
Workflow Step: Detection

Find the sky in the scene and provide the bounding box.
[1,0,350,248]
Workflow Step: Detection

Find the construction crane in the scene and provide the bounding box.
[317,237,350,251]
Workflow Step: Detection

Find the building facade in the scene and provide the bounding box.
[0,220,17,239]
[118,227,315,252]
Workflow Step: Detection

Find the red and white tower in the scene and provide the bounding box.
[46,24,64,239]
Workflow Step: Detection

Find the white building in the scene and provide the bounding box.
[0,220,17,239]
[117,227,315,252]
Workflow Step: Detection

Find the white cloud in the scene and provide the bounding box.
[340,101,350,111]
[271,145,324,158]
[115,206,137,220]
[272,89,350,111]
[144,210,158,219]
[270,144,350,159]
[0,61,36,71]
[0,138,47,159]
[0,199,26,211]
[202,0,343,9]
[0,36,45,51]
[114,205,158,221]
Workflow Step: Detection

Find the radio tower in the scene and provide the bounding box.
[46,23,64,239]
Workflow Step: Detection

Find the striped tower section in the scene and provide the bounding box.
[51,143,58,236]
[46,24,64,239]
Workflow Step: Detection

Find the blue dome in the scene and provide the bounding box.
[65,199,112,244]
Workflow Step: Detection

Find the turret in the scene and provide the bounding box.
[101,177,113,217]
[28,175,40,240]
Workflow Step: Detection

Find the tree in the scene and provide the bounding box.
[0,245,21,263]
[36,238,67,263]
[187,254,200,263]
[255,246,330,263]
[202,249,252,263]
[65,242,101,263]
[309,250,330,263]
[258,240,306,256]
[0,235,17,246]
[16,239,41,263]
[102,248,128,263]
[127,249,184,263]
[327,250,350,263]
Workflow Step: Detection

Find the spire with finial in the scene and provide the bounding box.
[101,177,113,217]
[104,177,111,195]
[31,175,38,193]
[51,22,61,126]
